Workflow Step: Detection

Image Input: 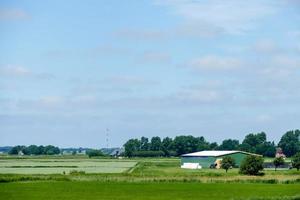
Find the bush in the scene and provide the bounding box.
[221,156,235,173]
[292,152,300,171]
[239,155,264,175]
[69,170,86,175]
[273,157,285,171]
[132,151,164,157]
[86,149,104,158]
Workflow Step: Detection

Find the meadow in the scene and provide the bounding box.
[1,181,300,200]
[0,156,300,200]
[0,158,136,174]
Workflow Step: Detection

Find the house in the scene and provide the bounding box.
[181,150,260,169]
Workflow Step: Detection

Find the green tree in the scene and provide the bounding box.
[221,156,235,173]
[86,149,103,158]
[255,141,276,157]
[239,155,264,175]
[140,137,149,151]
[209,142,218,150]
[150,136,162,151]
[24,145,39,155]
[218,139,239,150]
[8,146,25,155]
[173,135,197,155]
[239,132,276,157]
[44,145,60,155]
[278,130,300,157]
[124,139,140,157]
[240,132,267,153]
[161,137,173,156]
[292,152,300,171]
[273,157,284,171]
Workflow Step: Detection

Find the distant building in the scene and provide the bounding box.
[275,148,286,158]
[181,150,260,169]
[109,148,124,157]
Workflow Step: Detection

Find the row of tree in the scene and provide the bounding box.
[222,153,300,174]
[124,130,300,157]
[8,145,60,155]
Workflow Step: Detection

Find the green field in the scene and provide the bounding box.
[0,159,136,174]
[0,182,299,200]
[0,156,299,199]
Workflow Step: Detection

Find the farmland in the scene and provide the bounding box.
[1,182,300,200]
[0,158,136,174]
[0,156,300,200]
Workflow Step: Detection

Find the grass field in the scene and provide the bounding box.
[0,156,299,199]
[0,159,137,174]
[1,181,300,200]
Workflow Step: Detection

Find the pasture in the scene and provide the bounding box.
[1,181,300,200]
[0,156,299,200]
[0,158,136,174]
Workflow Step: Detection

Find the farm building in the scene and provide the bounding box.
[181,150,260,169]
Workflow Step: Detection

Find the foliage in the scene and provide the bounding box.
[221,156,235,172]
[150,136,162,151]
[86,149,104,158]
[124,139,141,157]
[292,152,300,171]
[161,137,173,156]
[8,145,60,155]
[140,137,149,151]
[278,130,300,157]
[239,155,264,175]
[218,139,239,150]
[239,132,276,157]
[132,151,164,157]
[273,157,285,171]
[8,146,26,155]
[172,135,209,155]
[122,131,283,158]
[69,170,86,175]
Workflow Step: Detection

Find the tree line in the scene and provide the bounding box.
[123,130,300,157]
[8,145,60,155]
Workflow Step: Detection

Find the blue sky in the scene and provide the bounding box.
[1,0,300,148]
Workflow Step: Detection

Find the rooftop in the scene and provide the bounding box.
[181,150,252,157]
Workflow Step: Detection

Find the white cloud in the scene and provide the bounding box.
[155,0,281,35]
[177,89,221,103]
[256,114,273,123]
[39,96,65,107]
[105,75,158,86]
[0,8,30,20]
[0,65,55,80]
[175,22,224,38]
[186,55,242,71]
[0,65,31,77]
[254,40,280,54]
[114,29,166,40]
[138,51,172,64]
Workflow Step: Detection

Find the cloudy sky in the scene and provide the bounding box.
[1,0,300,148]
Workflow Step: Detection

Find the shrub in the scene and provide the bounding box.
[86,149,104,158]
[132,151,164,157]
[273,157,285,171]
[69,170,86,175]
[292,152,300,171]
[239,155,264,175]
[221,156,235,173]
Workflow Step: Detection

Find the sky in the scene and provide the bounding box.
[1,0,300,148]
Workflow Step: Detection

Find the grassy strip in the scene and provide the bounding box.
[236,196,300,200]
[0,182,299,200]
[1,173,300,184]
